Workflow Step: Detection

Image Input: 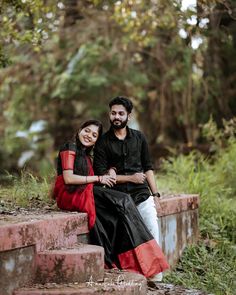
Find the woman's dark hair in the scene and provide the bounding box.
[109,96,133,114]
[67,119,103,193]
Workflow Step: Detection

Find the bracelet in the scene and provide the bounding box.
[98,176,102,183]
[85,176,87,183]
[152,192,160,198]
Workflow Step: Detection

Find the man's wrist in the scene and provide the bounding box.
[152,192,161,198]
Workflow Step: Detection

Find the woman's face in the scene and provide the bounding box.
[78,124,99,147]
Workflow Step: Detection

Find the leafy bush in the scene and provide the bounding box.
[159,120,236,294]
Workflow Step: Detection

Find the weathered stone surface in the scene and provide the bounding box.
[1,195,201,295]
[0,245,35,295]
[155,194,199,267]
[14,270,147,295]
[35,244,104,284]
[159,209,199,267]
[0,212,88,252]
[155,194,199,217]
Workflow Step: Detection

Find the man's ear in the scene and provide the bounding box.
[128,113,131,121]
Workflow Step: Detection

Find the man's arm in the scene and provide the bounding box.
[140,133,160,196]
[93,139,109,175]
[145,169,158,195]
[116,173,146,184]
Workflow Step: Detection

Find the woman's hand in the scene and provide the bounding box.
[99,174,116,187]
[108,168,117,181]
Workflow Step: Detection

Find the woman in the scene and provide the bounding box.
[53,119,169,278]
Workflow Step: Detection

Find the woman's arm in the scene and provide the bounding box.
[63,170,116,187]
[63,170,98,185]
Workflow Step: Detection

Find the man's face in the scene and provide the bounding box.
[109,104,130,129]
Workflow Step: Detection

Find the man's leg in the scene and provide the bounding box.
[137,196,163,281]
[137,196,160,243]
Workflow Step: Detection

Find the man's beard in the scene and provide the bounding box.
[110,117,128,129]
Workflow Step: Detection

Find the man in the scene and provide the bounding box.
[93,96,163,282]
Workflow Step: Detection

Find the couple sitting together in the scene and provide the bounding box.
[53,96,169,283]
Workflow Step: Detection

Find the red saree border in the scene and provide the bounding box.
[118,239,169,278]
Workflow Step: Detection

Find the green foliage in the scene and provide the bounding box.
[159,144,236,243]
[0,0,236,175]
[0,0,62,66]
[159,120,236,294]
[164,241,236,295]
[0,171,54,208]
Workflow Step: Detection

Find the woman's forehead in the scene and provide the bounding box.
[84,124,99,133]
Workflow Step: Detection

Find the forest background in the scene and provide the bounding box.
[0,1,236,295]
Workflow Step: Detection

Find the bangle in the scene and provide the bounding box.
[152,192,160,198]
[85,176,87,183]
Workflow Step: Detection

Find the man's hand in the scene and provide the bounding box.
[131,172,146,184]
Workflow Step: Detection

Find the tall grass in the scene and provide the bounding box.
[0,171,55,208]
[159,136,236,294]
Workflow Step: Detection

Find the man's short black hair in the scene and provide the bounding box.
[109,96,133,114]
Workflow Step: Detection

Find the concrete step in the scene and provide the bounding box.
[0,212,89,252]
[35,244,104,284]
[14,270,147,295]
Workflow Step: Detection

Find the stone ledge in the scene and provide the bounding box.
[0,212,88,252]
[156,194,199,217]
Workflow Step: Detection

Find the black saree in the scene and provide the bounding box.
[89,186,169,278]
